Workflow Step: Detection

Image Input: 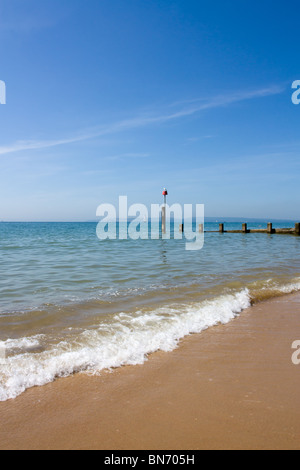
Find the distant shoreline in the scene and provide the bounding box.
[0,218,298,224]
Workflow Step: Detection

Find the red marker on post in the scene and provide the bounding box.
[162,188,168,206]
[162,188,168,234]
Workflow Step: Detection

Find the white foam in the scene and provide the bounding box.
[275,279,300,294]
[255,278,300,295]
[0,290,251,402]
[1,335,44,351]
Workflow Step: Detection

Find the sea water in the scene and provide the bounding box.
[0,221,299,401]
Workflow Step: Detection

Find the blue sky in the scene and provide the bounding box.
[0,0,299,221]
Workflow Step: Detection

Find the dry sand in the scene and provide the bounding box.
[0,293,300,450]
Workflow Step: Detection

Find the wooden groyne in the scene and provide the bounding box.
[198,222,300,235]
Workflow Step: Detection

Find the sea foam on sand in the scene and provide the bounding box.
[1,277,300,403]
[0,289,251,401]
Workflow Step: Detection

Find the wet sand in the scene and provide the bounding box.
[0,293,300,450]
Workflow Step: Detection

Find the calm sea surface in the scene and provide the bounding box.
[0,221,299,400]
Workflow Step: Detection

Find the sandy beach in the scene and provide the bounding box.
[1,0,299,453]
[0,292,299,450]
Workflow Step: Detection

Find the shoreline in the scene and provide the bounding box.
[0,292,300,450]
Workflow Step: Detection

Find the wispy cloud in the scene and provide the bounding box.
[103,152,150,161]
[186,135,214,143]
[0,85,285,157]
[162,85,284,109]
[0,136,94,156]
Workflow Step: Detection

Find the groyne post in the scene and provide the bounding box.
[162,206,166,234]
[199,224,204,233]
[267,223,273,234]
[295,223,300,235]
[219,223,224,233]
[242,223,248,233]
[162,188,168,235]
[179,224,184,233]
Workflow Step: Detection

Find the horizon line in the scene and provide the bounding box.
[0,217,298,223]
